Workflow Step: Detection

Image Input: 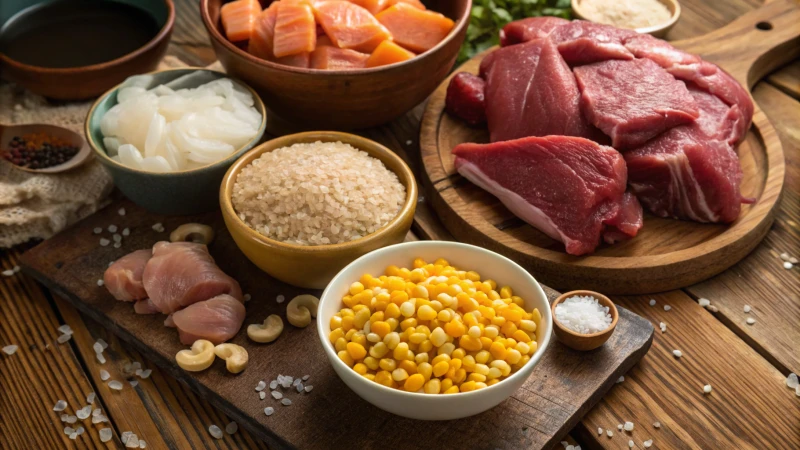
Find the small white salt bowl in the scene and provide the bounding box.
[317,241,553,420]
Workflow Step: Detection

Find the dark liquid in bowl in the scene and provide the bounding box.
[0,1,160,68]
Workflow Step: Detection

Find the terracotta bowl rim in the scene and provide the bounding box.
[0,0,176,75]
[551,290,619,339]
[200,0,473,75]
[84,67,268,178]
[571,0,681,35]
[219,131,418,254]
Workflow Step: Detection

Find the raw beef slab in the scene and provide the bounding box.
[480,39,597,142]
[625,86,748,223]
[574,58,700,149]
[453,136,642,255]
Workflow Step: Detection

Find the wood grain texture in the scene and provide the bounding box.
[19,198,653,450]
[419,1,797,294]
[684,82,800,374]
[576,290,800,449]
[768,61,800,100]
[0,249,118,449]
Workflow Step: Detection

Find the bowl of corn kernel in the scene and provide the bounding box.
[317,241,552,420]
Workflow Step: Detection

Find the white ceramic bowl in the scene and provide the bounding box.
[317,241,553,420]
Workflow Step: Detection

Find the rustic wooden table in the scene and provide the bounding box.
[1,0,798,448]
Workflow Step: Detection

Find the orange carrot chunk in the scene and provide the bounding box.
[311,46,370,69]
[314,1,392,53]
[248,2,280,60]
[220,0,262,42]
[376,3,454,53]
[273,1,317,58]
[365,39,415,67]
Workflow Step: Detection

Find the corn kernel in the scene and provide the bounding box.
[363,356,379,371]
[490,360,511,376]
[519,319,537,332]
[487,379,500,386]
[474,364,490,376]
[393,342,410,360]
[418,339,433,353]
[417,362,433,380]
[512,329,532,343]
[351,332,367,347]
[409,332,427,344]
[460,381,478,392]
[462,355,476,371]
[341,315,355,331]
[338,350,354,367]
[467,325,482,339]
[505,348,522,365]
[531,308,542,323]
[499,286,513,299]
[479,336,493,350]
[484,325,499,339]
[342,294,360,308]
[487,367,503,379]
[415,352,429,364]
[443,386,460,394]
[429,327,447,347]
[424,379,441,394]
[501,321,518,337]
[383,332,400,350]
[385,318,399,331]
[379,358,397,371]
[330,316,343,330]
[346,342,367,360]
[449,358,462,371]
[431,354,451,366]
[404,374,425,391]
[400,318,417,331]
[459,335,482,352]
[369,342,389,359]
[441,378,454,391]
[329,328,345,344]
[444,320,466,338]
[353,363,367,375]
[467,373,487,383]
[511,295,525,307]
[349,282,365,296]
[465,271,480,282]
[475,350,490,364]
[362,373,375,381]
[334,337,347,353]
[392,368,409,382]
[489,341,507,360]
[438,342,456,356]
[398,359,418,375]
[417,304,437,321]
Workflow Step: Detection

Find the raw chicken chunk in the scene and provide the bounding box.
[103,249,152,302]
[170,294,246,345]
[142,242,242,314]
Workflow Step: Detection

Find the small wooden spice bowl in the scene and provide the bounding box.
[572,0,681,38]
[551,290,618,351]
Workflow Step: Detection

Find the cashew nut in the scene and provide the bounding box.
[175,339,215,372]
[170,223,215,245]
[247,314,284,343]
[286,294,319,328]
[213,343,249,374]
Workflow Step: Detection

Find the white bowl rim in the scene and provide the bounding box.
[317,240,553,400]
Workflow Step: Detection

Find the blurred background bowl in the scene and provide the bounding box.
[317,241,553,420]
[572,0,680,38]
[201,0,471,130]
[85,68,267,216]
[0,0,175,100]
[220,131,418,289]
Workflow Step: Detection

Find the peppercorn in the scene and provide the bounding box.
[2,133,79,169]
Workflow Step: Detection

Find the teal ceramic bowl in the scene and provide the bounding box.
[85,68,267,215]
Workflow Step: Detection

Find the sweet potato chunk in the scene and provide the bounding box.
[365,40,415,67]
[376,3,454,53]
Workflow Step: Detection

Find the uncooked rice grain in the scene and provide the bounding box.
[232,142,406,246]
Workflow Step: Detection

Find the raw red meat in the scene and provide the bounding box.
[480,39,596,142]
[445,72,486,126]
[574,58,700,149]
[500,17,569,47]
[170,294,246,345]
[602,191,644,244]
[104,249,151,302]
[142,242,242,314]
[453,136,642,255]
[625,86,747,223]
[548,21,637,65]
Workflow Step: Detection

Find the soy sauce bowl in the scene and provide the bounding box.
[551,290,618,351]
[0,0,175,100]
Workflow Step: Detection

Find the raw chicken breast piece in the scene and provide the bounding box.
[142,242,242,314]
[134,299,161,315]
[574,58,700,149]
[104,249,152,302]
[170,294,246,345]
[453,136,641,256]
[480,38,598,142]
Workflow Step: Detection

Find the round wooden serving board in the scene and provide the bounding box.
[420,0,799,294]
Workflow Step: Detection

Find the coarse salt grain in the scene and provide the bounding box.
[787,373,798,389]
[281,398,292,406]
[607,430,613,437]
[259,391,266,400]
[113,242,122,248]
[783,262,793,269]
[231,141,406,246]
[97,353,106,364]
[271,391,283,400]
[617,376,624,383]
[225,422,238,434]
[76,405,92,419]
[108,225,118,233]
[698,298,710,307]
[653,421,661,428]
[122,228,130,236]
[703,384,712,394]
[554,295,612,334]
[108,380,123,390]
[93,227,103,234]
[746,318,755,325]
[673,350,682,358]
[65,415,77,423]
[276,295,285,304]
[302,375,310,381]
[97,279,105,287]
[87,392,95,404]
[58,324,73,335]
[100,238,110,247]
[99,428,112,442]
[1,269,14,276]
[664,305,672,311]
[208,425,223,439]
[264,407,275,416]
[152,223,165,232]
[2,345,18,355]
[269,380,278,390]
[139,369,152,379]
[130,380,139,387]
[649,299,656,306]
[139,439,147,448]
[598,427,604,435]
[624,422,634,431]
[644,439,653,448]
[243,293,252,302]
[53,400,68,411]
[304,385,313,393]
[118,208,126,216]
[256,381,266,391]
[618,424,623,431]
[57,334,72,344]
[743,305,751,313]
[100,369,110,381]
[659,322,667,333]
[628,440,634,448]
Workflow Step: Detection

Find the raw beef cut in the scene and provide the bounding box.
[169,294,246,345]
[602,191,644,244]
[574,58,700,149]
[104,249,152,302]
[480,38,596,142]
[453,136,642,255]
[142,242,242,314]
[500,16,569,47]
[445,72,486,126]
[625,86,748,223]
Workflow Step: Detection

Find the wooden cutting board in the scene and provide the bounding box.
[420,0,800,294]
[20,198,653,450]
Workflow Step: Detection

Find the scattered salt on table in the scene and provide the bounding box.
[122,228,130,236]
[58,324,73,335]
[304,385,313,393]
[271,391,283,400]
[99,428,113,442]
[97,353,106,364]
[108,225,118,233]
[746,318,755,325]
[624,422,634,431]
[76,405,92,419]
[100,238,110,247]
[243,294,252,302]
[597,427,604,435]
[783,262,793,269]
[208,425,223,439]
[617,376,624,383]
[139,369,152,379]
[628,440,634,448]
[93,227,103,235]
[259,391,266,400]
[108,380,123,390]
[225,422,238,434]
[255,380,266,392]
[617,424,623,431]
[787,373,798,389]
[1,269,14,276]
[281,398,292,406]
[554,295,612,334]
[57,334,72,344]
[743,305,751,313]
[703,384,712,394]
[2,345,18,355]
[100,369,110,381]
[698,298,710,307]
[659,322,667,333]
[264,407,275,416]
[672,349,682,358]
[644,439,653,448]
[607,430,613,437]
[53,400,68,411]
[118,208,126,216]
[663,305,672,311]
[87,392,95,404]
[277,294,285,304]
[649,299,656,306]
[653,421,661,428]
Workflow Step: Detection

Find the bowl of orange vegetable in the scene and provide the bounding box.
[201,0,470,129]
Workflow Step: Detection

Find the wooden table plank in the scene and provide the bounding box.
[577,291,800,449]
[0,250,117,449]
[683,80,800,374]
[768,61,800,99]
[53,295,269,449]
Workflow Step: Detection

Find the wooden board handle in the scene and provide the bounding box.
[674,0,800,88]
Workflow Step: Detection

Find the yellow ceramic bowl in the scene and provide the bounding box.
[220,131,418,289]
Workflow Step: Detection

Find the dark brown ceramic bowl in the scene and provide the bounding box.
[201,0,471,130]
[0,0,175,100]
